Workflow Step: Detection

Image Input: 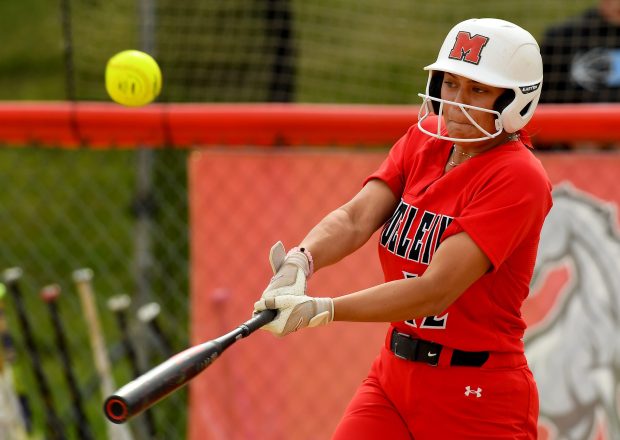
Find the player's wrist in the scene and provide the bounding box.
[316,297,333,321]
[287,246,314,278]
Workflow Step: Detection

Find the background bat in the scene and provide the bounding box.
[136,302,174,358]
[40,284,93,440]
[3,267,65,440]
[72,268,134,440]
[0,281,29,439]
[104,308,276,424]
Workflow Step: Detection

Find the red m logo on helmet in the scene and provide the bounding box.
[449,31,490,65]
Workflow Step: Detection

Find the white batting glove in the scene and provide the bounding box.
[254,295,333,337]
[261,241,313,300]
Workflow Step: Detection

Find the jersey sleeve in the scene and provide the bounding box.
[443,163,552,270]
[363,127,415,198]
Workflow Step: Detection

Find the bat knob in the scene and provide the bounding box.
[211,288,231,304]
[72,268,94,283]
[137,302,160,323]
[107,294,132,312]
[40,284,61,303]
[2,267,23,283]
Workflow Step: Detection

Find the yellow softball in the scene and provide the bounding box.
[105,50,162,107]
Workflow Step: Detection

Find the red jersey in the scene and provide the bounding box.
[366,116,552,353]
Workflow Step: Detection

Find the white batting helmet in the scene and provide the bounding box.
[418,18,543,142]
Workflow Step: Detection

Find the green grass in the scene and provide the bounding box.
[0,0,65,100]
[0,0,595,102]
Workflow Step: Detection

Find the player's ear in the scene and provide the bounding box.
[429,72,444,114]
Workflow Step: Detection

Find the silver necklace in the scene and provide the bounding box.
[447,134,519,168]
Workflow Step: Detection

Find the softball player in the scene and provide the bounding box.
[255,18,552,439]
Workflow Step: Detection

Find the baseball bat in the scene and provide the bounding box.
[0,281,30,439]
[40,284,93,440]
[3,268,66,440]
[72,268,135,440]
[108,294,157,438]
[104,308,276,424]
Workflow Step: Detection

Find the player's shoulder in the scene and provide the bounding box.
[406,116,446,149]
[515,142,547,173]
[396,116,444,154]
[402,116,432,140]
[494,142,552,196]
[415,114,443,136]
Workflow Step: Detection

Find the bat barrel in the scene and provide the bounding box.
[103,338,224,423]
[103,309,277,423]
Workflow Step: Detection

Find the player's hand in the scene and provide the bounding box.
[254,295,333,337]
[261,241,313,300]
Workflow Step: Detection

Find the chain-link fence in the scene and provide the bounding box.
[62,0,593,105]
[0,146,191,439]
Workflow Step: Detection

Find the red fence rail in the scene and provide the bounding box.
[0,102,618,148]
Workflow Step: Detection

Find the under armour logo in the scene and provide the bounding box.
[464,386,482,397]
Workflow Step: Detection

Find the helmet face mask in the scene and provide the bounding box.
[417,94,503,143]
[418,18,543,143]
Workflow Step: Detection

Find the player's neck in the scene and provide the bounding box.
[453,132,517,156]
[446,132,517,171]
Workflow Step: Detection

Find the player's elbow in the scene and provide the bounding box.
[423,295,452,318]
[337,205,374,247]
[426,297,453,317]
[415,277,460,317]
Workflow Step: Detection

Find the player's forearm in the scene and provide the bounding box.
[332,233,490,323]
[332,276,452,322]
[299,207,372,272]
[298,179,397,273]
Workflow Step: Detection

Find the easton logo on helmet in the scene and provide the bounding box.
[520,83,541,94]
[448,31,490,65]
